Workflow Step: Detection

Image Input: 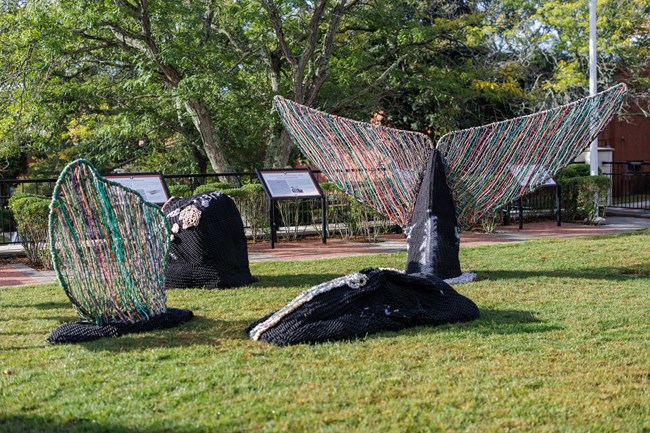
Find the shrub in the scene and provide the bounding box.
[8,193,53,268]
[479,209,503,233]
[238,184,269,242]
[167,185,193,198]
[193,181,232,195]
[558,164,611,223]
[320,182,393,240]
[556,163,594,182]
[561,175,611,223]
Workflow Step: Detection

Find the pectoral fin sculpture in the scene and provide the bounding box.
[47,159,192,343]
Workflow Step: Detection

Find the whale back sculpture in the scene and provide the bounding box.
[163,192,257,289]
[49,159,170,325]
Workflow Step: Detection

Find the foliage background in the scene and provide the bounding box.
[0,0,648,178]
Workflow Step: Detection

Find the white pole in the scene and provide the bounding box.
[589,0,599,176]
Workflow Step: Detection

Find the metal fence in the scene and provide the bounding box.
[603,161,650,210]
[0,171,395,245]
[503,185,561,228]
[7,163,645,246]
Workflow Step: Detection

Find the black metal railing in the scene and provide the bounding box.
[0,170,393,245]
[9,164,634,245]
[503,185,561,228]
[163,172,259,188]
[603,161,650,210]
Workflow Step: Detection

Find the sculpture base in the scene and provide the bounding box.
[444,272,477,285]
[47,308,194,344]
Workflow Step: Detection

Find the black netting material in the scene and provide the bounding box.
[247,268,479,346]
[405,150,462,279]
[47,308,194,344]
[163,192,257,289]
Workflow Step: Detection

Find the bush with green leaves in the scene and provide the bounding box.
[320,182,393,240]
[193,181,232,195]
[167,184,193,198]
[562,176,611,223]
[556,163,594,181]
[8,193,53,268]
[557,164,611,223]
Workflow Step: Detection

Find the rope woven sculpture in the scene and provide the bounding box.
[274,96,433,228]
[48,160,192,343]
[438,83,628,226]
[274,84,627,280]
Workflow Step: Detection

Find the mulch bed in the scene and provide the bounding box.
[0,255,51,271]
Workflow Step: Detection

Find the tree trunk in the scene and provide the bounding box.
[191,145,208,175]
[264,118,294,168]
[184,100,238,183]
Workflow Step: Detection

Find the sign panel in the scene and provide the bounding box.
[256,169,323,199]
[104,173,170,205]
[510,164,556,187]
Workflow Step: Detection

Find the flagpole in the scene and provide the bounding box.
[589,0,599,176]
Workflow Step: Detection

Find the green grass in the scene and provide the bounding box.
[1,231,650,433]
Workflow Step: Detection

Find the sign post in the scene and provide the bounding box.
[256,168,326,249]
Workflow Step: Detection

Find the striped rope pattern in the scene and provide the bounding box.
[438,83,627,225]
[274,96,433,228]
[49,160,170,325]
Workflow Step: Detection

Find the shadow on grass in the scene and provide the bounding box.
[476,265,650,282]
[251,273,342,289]
[0,301,70,310]
[468,307,561,335]
[80,316,252,352]
[0,415,203,433]
[33,301,70,310]
[373,308,559,342]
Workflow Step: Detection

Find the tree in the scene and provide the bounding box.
[1,0,260,178]
[479,0,650,111]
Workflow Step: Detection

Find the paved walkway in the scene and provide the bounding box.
[1,216,649,288]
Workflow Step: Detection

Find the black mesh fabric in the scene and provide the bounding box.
[47,308,194,344]
[405,149,463,279]
[247,268,479,346]
[163,192,257,289]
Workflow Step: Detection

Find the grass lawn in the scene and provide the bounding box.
[1,231,649,432]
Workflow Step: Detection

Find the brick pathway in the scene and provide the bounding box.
[2,217,649,288]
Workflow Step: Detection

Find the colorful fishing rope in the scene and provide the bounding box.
[49,160,170,325]
[438,83,627,225]
[274,84,626,227]
[274,96,433,228]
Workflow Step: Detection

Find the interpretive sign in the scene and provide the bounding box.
[256,169,323,199]
[256,168,326,248]
[104,173,171,205]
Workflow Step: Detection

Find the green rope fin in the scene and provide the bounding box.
[49,159,170,325]
[274,96,433,228]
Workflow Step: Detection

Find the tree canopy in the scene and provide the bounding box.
[0,0,648,178]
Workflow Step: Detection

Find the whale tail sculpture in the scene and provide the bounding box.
[274,84,627,280]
